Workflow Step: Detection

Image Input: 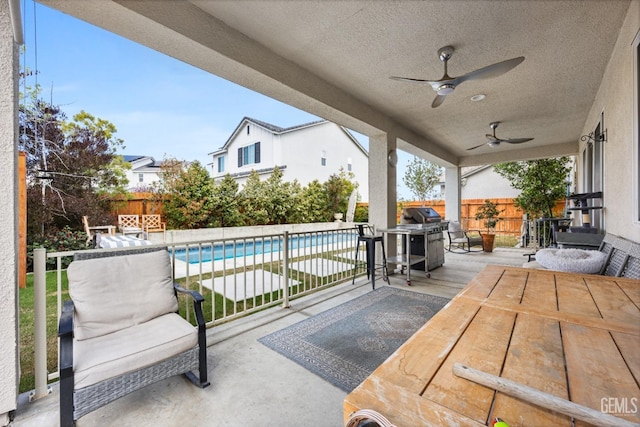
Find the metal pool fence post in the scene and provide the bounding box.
[32,248,50,400]
[282,231,290,308]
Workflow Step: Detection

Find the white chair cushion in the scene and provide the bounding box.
[73,313,197,389]
[67,250,178,340]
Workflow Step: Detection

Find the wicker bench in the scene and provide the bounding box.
[58,247,209,426]
[523,233,640,279]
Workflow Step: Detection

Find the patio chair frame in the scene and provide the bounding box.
[447,221,484,253]
[58,246,209,426]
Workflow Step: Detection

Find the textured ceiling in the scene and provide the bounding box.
[40,0,630,166]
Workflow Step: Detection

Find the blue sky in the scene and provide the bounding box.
[20,1,414,199]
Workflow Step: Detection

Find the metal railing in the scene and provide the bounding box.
[31,226,364,399]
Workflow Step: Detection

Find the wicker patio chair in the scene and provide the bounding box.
[58,246,209,426]
[446,221,483,253]
[620,241,640,279]
[599,235,631,276]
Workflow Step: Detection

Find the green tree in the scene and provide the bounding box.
[323,169,357,219]
[159,160,216,229]
[298,180,328,223]
[210,174,243,227]
[239,170,270,225]
[494,158,571,218]
[403,157,442,205]
[19,90,129,235]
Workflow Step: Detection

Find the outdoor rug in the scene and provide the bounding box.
[258,286,450,392]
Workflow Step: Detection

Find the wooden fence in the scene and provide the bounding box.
[110,193,165,217]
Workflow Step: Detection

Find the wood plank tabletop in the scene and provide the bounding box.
[344,265,640,427]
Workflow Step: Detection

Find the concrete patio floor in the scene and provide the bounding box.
[12,248,529,427]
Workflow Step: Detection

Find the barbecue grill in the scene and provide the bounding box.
[400,207,448,271]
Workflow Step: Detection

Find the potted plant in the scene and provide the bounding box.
[475,200,504,252]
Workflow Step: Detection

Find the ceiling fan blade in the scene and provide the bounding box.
[459,56,525,83]
[466,143,487,151]
[503,137,534,144]
[431,94,447,108]
[390,76,445,91]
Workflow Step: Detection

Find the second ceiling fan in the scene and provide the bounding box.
[467,122,534,151]
[390,46,525,108]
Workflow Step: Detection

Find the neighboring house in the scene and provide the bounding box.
[208,117,369,201]
[430,165,518,200]
[122,155,163,191]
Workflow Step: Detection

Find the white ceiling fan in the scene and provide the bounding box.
[390,46,525,108]
[467,122,534,151]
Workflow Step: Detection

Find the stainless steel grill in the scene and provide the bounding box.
[401,208,448,271]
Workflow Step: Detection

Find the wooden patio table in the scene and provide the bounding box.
[344,265,640,427]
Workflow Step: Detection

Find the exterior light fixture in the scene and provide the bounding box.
[470,94,486,102]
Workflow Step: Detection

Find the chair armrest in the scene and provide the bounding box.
[466,230,483,237]
[174,283,205,303]
[58,300,74,338]
[58,300,75,372]
[174,283,206,327]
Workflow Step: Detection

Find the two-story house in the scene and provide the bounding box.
[122,155,163,191]
[208,117,369,201]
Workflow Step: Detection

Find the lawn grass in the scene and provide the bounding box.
[18,252,361,394]
[19,271,68,393]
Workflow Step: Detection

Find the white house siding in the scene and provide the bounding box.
[460,166,520,200]
[0,1,19,422]
[211,119,369,201]
[279,122,368,199]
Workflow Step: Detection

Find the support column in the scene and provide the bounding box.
[445,166,462,222]
[368,132,397,263]
[0,1,21,424]
[368,132,397,230]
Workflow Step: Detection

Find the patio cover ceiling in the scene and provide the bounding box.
[38,0,630,167]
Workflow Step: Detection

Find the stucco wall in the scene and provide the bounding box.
[579,1,639,242]
[0,0,19,422]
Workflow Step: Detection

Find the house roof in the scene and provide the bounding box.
[208,116,368,157]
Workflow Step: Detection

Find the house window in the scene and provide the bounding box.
[238,141,261,167]
[138,173,144,183]
[217,156,225,173]
[247,125,250,135]
[347,157,352,172]
[321,150,327,166]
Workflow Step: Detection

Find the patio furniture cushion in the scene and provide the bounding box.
[67,250,178,341]
[535,248,607,274]
[73,312,197,389]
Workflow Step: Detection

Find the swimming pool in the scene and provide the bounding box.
[172,232,354,264]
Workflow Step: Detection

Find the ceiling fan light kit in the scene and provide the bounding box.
[390,45,525,108]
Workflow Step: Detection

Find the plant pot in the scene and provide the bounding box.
[481,233,495,252]
[334,213,343,222]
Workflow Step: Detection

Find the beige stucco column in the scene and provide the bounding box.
[0,0,20,424]
[368,132,397,260]
[444,166,461,222]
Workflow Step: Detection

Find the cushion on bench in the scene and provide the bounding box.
[73,313,197,389]
[67,250,178,341]
[535,248,607,274]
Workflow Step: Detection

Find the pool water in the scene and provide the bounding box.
[172,232,353,264]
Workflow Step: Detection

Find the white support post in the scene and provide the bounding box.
[282,231,290,308]
[31,248,50,400]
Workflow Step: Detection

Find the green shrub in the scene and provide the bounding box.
[27,226,89,271]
